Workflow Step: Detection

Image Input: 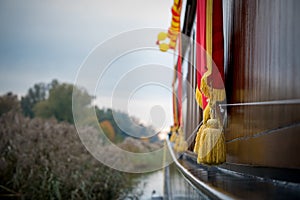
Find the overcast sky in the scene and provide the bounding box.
[0,0,174,95]
[0,0,177,130]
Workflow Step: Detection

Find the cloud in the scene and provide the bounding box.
[0,0,175,102]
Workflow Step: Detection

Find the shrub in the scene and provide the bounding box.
[0,111,133,200]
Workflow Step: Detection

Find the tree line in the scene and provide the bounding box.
[20,79,92,123]
[0,79,158,142]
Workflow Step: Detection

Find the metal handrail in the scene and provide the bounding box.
[165,137,235,200]
[219,99,300,107]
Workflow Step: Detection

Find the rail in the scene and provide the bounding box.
[165,138,234,200]
[164,137,300,199]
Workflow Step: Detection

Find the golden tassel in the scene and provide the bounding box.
[174,129,188,152]
[170,131,177,142]
[194,104,211,158]
[197,119,226,164]
[193,0,226,165]
[193,123,206,154]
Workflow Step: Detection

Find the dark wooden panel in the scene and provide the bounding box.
[224,0,300,169]
[226,125,300,169]
[226,104,300,142]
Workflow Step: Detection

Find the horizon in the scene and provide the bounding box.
[0,0,175,130]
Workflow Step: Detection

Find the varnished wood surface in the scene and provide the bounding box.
[224,0,300,169]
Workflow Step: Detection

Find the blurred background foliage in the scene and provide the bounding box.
[0,79,161,199]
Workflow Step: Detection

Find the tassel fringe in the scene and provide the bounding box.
[197,119,226,164]
[193,124,206,154]
[170,131,177,142]
[174,129,188,152]
[195,119,226,165]
[200,75,226,102]
[203,104,211,124]
[195,87,203,109]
